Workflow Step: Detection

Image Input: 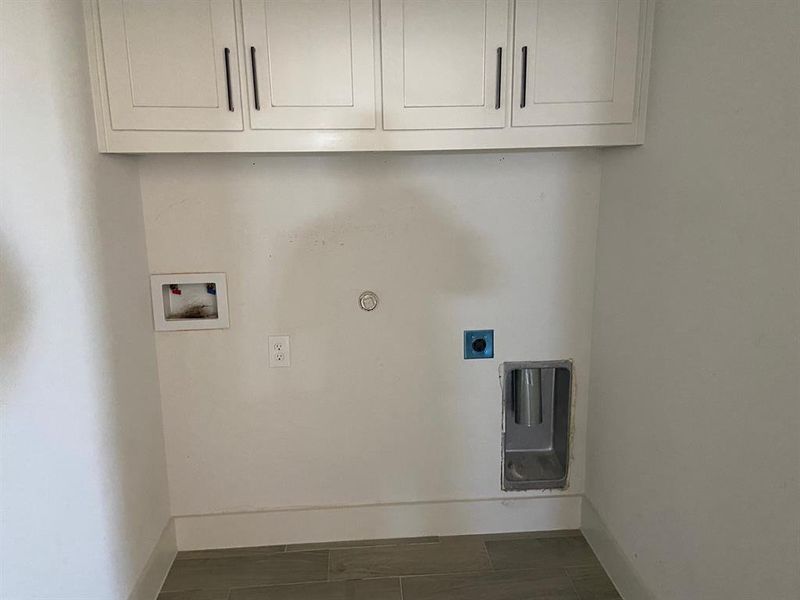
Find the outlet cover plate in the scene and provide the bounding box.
[464,329,494,359]
[269,335,291,368]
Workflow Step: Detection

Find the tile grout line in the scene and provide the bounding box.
[394,562,592,581]
[284,540,441,553]
[564,566,583,600]
[399,576,405,600]
[326,549,332,582]
[481,539,495,571]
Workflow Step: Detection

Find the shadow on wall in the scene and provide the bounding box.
[0,236,29,383]
[268,159,496,529]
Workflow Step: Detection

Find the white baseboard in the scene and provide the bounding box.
[127,519,177,600]
[580,498,653,600]
[174,495,582,550]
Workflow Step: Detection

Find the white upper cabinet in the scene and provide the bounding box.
[97,0,242,131]
[380,0,510,130]
[86,0,654,150]
[241,0,376,129]
[512,0,642,127]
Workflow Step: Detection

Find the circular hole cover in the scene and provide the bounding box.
[471,338,487,353]
[358,291,379,311]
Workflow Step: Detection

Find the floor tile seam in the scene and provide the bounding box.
[480,540,495,571]
[300,540,442,554]
[565,568,583,600]
[331,565,492,582]
[488,565,596,574]
[173,548,329,564]
[225,575,404,591]
[175,545,289,559]
[223,577,408,600]
[443,532,583,543]
[161,572,331,597]
[397,564,586,581]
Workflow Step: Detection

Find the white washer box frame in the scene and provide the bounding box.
[150,273,230,331]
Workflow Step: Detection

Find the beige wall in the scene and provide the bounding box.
[587,1,800,598]
[0,2,171,598]
[139,150,601,539]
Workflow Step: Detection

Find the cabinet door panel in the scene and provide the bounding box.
[242,0,375,129]
[98,0,242,131]
[381,0,509,130]
[513,0,641,127]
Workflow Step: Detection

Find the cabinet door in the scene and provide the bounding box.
[380,0,509,130]
[98,0,242,131]
[512,0,641,127]
[241,0,376,130]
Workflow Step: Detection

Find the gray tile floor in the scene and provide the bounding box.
[158,530,620,600]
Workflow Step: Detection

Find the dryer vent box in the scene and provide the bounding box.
[150,273,229,331]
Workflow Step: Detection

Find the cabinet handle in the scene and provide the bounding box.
[250,46,260,111]
[495,47,503,110]
[520,46,528,108]
[224,47,234,111]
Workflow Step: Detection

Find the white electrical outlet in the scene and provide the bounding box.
[268,335,291,368]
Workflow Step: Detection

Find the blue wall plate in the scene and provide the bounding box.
[464,329,494,359]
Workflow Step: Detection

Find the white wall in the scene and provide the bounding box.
[139,150,601,542]
[0,2,172,598]
[586,1,800,599]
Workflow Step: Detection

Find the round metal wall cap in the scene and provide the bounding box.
[358,290,379,311]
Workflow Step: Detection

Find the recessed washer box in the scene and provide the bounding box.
[150,273,229,331]
[464,329,494,359]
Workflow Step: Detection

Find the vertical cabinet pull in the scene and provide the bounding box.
[520,46,528,108]
[224,47,234,111]
[249,46,260,110]
[250,46,260,111]
[495,47,503,109]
